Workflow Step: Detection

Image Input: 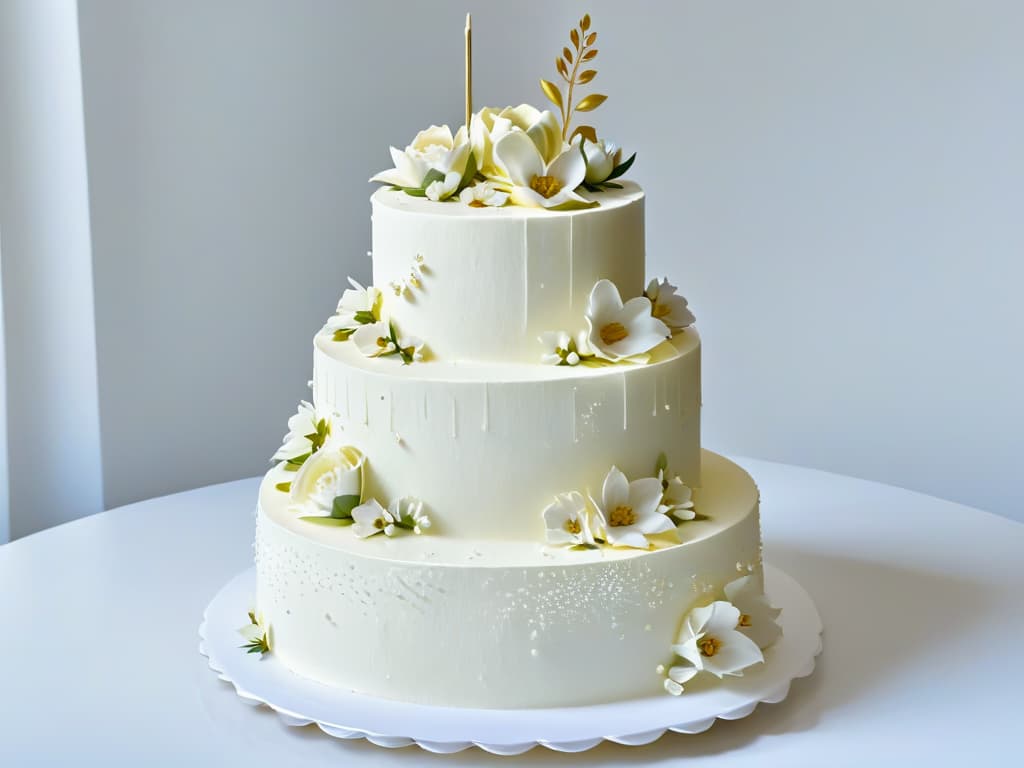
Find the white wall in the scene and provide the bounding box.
[76,0,1024,520]
[0,0,104,540]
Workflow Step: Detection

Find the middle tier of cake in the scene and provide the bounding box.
[311,329,701,542]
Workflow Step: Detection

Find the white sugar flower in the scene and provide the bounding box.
[658,471,696,521]
[459,181,509,207]
[369,124,472,191]
[542,491,595,547]
[585,279,670,362]
[644,278,695,333]
[724,575,783,650]
[239,610,270,655]
[471,105,563,179]
[351,499,396,539]
[582,138,621,184]
[271,401,336,467]
[388,496,431,534]
[493,131,590,210]
[289,445,364,517]
[324,278,381,338]
[395,334,425,364]
[672,600,764,679]
[425,170,462,202]
[591,466,674,549]
[352,321,397,358]
[539,330,591,366]
[663,663,699,696]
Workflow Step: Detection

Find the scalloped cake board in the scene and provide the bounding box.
[199,564,822,755]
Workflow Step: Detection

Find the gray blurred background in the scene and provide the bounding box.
[2,0,1022,539]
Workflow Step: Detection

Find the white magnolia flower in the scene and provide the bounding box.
[369,124,471,190]
[471,105,563,178]
[352,321,397,358]
[724,575,783,650]
[324,278,381,336]
[582,138,622,184]
[585,279,670,362]
[591,466,674,549]
[658,470,696,521]
[672,600,764,678]
[645,278,695,333]
[395,334,425,364]
[389,496,431,534]
[539,330,591,366]
[351,499,396,538]
[459,181,509,207]
[425,170,462,202]
[493,131,590,210]
[289,445,364,516]
[542,491,595,547]
[271,401,336,465]
[663,663,699,696]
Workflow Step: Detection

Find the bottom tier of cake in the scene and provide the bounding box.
[254,451,763,709]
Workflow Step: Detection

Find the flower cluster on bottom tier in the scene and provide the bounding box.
[254,450,763,709]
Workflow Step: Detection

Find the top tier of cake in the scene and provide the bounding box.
[371,182,645,364]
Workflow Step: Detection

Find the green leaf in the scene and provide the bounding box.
[299,516,355,527]
[656,452,668,475]
[459,149,478,191]
[402,187,427,197]
[420,168,446,190]
[353,310,376,325]
[274,482,291,493]
[332,328,354,341]
[606,151,636,181]
[285,453,310,470]
[331,494,361,519]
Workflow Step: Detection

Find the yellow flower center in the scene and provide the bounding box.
[652,302,670,319]
[699,636,722,657]
[564,518,581,535]
[530,174,563,199]
[374,518,385,529]
[376,336,390,348]
[468,199,487,208]
[609,505,636,527]
[600,322,629,345]
[738,613,752,627]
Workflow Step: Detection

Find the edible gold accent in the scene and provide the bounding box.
[541,15,608,141]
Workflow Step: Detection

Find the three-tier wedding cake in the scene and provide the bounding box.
[243,15,781,709]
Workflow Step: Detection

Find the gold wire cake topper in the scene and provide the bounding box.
[540,14,608,144]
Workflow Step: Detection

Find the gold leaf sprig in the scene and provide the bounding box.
[540,14,607,144]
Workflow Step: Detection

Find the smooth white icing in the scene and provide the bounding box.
[371,183,645,363]
[311,330,701,541]
[256,450,761,708]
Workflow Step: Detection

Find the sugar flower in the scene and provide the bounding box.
[271,401,336,468]
[492,131,591,210]
[388,496,431,535]
[239,610,271,655]
[324,278,381,340]
[425,170,462,202]
[672,600,764,679]
[351,499,396,538]
[663,663,699,696]
[724,575,783,650]
[591,466,674,549]
[460,181,509,207]
[369,124,472,193]
[542,491,595,547]
[644,278,695,333]
[659,472,696,522]
[582,138,621,184]
[585,279,670,362]
[395,333,425,363]
[289,445,364,518]
[352,321,397,358]
[471,104,563,179]
[539,329,591,366]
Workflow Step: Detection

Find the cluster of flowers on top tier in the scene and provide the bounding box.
[540,278,695,366]
[542,454,697,550]
[323,275,426,364]
[271,402,430,537]
[369,17,633,210]
[662,575,782,695]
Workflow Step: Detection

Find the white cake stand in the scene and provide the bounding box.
[198,564,822,755]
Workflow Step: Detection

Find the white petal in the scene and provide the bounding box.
[668,664,699,685]
[369,167,413,187]
[546,145,587,191]
[701,630,764,678]
[628,477,665,517]
[601,466,630,512]
[493,131,544,186]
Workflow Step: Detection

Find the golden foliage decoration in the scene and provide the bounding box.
[540,14,608,142]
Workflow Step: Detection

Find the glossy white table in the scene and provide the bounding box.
[1,458,1021,766]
